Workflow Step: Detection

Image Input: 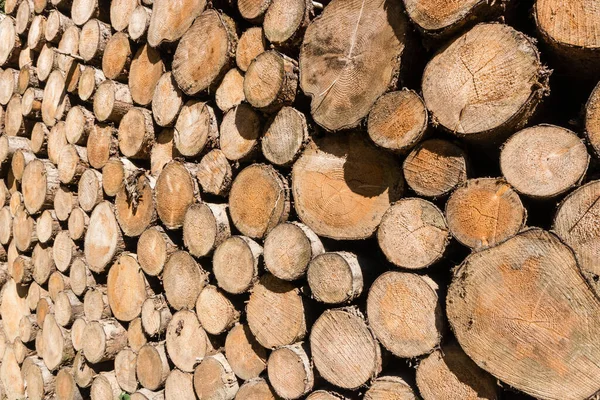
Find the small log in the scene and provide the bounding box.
[306,391,348,400]
[36,44,55,82]
[263,0,311,47]
[155,160,200,229]
[19,314,39,342]
[54,184,77,222]
[0,135,30,173]
[141,294,172,337]
[147,0,207,47]
[55,367,83,400]
[65,106,95,145]
[69,257,95,296]
[110,0,138,32]
[193,353,238,400]
[21,87,44,119]
[32,242,55,285]
[71,0,109,26]
[53,230,79,272]
[183,202,230,258]
[4,0,21,15]
[27,281,48,311]
[0,68,19,106]
[127,317,147,352]
[0,17,22,67]
[264,221,323,281]
[83,318,127,363]
[128,5,151,42]
[364,376,416,400]
[213,236,262,295]
[41,314,75,371]
[6,94,35,137]
[22,356,56,400]
[367,89,428,153]
[48,270,71,301]
[262,107,308,167]
[72,350,99,388]
[166,310,210,372]
[71,318,86,352]
[150,128,179,177]
[11,149,36,182]
[128,44,164,106]
[107,253,149,321]
[196,149,232,197]
[36,296,53,327]
[131,389,165,400]
[0,348,26,399]
[236,378,277,400]
[163,250,208,310]
[22,159,60,215]
[164,369,195,400]
[215,68,245,112]
[247,274,307,349]
[93,80,133,123]
[13,207,37,252]
[84,201,125,274]
[225,324,267,381]
[102,157,139,198]
[236,27,266,72]
[55,289,83,327]
[13,254,34,284]
[219,103,261,162]
[307,252,364,304]
[0,279,29,342]
[83,286,112,321]
[244,50,298,113]
[416,342,498,400]
[172,10,237,95]
[174,100,217,157]
[78,65,105,102]
[18,45,34,69]
[45,10,73,44]
[446,178,526,250]
[68,207,89,241]
[41,69,71,127]
[137,226,176,277]
[15,0,34,36]
[136,342,170,390]
[27,14,46,51]
[229,164,289,239]
[114,348,138,393]
[268,343,313,399]
[101,32,131,82]
[91,371,121,400]
[115,174,156,233]
[58,144,88,184]
[500,124,589,199]
[151,72,183,127]
[195,285,239,335]
[9,191,22,216]
[238,0,271,22]
[87,124,117,169]
[18,65,40,95]
[310,307,381,389]
[118,107,155,159]
[47,121,67,165]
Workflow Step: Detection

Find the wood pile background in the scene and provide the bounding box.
[1,0,600,399]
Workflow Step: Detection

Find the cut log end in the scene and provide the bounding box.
[307,252,363,304]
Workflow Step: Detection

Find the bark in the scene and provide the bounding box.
[195,285,239,335]
[193,353,239,400]
[213,236,262,295]
[165,310,210,372]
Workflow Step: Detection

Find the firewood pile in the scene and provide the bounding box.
[0,0,599,399]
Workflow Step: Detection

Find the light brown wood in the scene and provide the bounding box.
[115,174,156,237]
[21,87,44,120]
[128,5,152,42]
[114,348,138,393]
[225,323,267,381]
[137,342,170,390]
[236,27,266,72]
[127,317,147,353]
[22,158,60,215]
[165,309,210,372]
[45,10,73,44]
[69,257,94,296]
[164,369,195,400]
[183,202,230,258]
[193,353,238,400]
[307,252,364,304]
[94,80,133,123]
[78,168,102,212]
[147,0,206,47]
[71,0,108,26]
[236,379,278,400]
[54,184,77,222]
[65,106,94,145]
[196,149,231,197]
[18,66,40,96]
[128,44,164,106]
[213,235,262,295]
[84,201,125,273]
[262,106,308,167]
[219,103,261,162]
[78,65,105,102]
[150,128,178,177]
[141,294,171,337]
[32,243,55,285]
[42,69,71,127]
[47,121,67,164]
[53,230,78,272]
[268,343,314,399]
[83,286,112,321]
[0,17,22,67]
[22,355,55,400]
[102,32,131,82]
[72,351,98,388]
[151,72,183,127]
[155,161,200,229]
[87,123,117,169]
[118,107,154,159]
[263,0,312,46]
[41,313,75,371]
[107,253,149,321]
[110,0,138,32]
[91,371,122,400]
[83,318,127,363]
[57,144,88,184]
[54,289,83,327]
[163,250,208,310]
[0,68,19,106]
[238,0,271,22]
[137,226,176,277]
[102,157,140,198]
[174,100,217,157]
[215,68,245,112]
[195,285,239,335]
[364,376,416,400]
[1,347,26,399]
[13,207,37,252]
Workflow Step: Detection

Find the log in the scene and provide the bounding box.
[236,27,266,72]
[224,324,267,381]
[22,159,60,215]
[4,0,20,15]
[54,185,77,222]
[107,253,149,321]
[84,201,125,273]
[21,87,44,120]
[41,313,75,371]
[47,121,67,165]
[0,17,22,67]
[500,124,589,199]
[155,161,200,229]
[114,348,138,393]
[147,0,207,48]
[306,391,348,400]
[57,144,88,184]
[1,279,29,342]
[41,69,71,127]
[36,44,55,82]
[101,32,131,82]
[48,271,71,301]
[28,14,46,50]
[131,389,165,400]
[263,0,312,46]
[0,136,30,172]
[55,289,83,327]
[79,168,102,212]
[367,89,428,153]
[164,369,195,400]
[244,50,298,112]
[115,174,156,237]
[364,376,416,400]
[422,23,549,143]
[193,353,238,400]
[165,310,209,372]
[102,157,140,198]
[213,236,262,295]
[69,257,94,296]
[264,222,323,281]
[71,0,109,26]
[68,207,89,241]
[307,252,364,304]
[27,280,49,310]
[65,106,94,145]
[236,378,277,400]
[140,294,171,337]
[6,94,35,137]
[13,207,37,252]
[16,0,34,36]
[53,230,78,272]
[71,317,87,349]
[415,342,498,400]
[128,44,164,106]
[238,0,271,22]
[83,318,127,363]
[446,178,526,250]
[9,191,22,216]
[377,198,449,269]
[163,250,208,310]
[172,10,237,95]
[84,286,112,321]
[13,254,34,284]
[118,107,155,159]
[195,285,239,335]
[78,65,104,102]
[299,0,407,131]
[90,371,121,400]
[150,128,178,177]
[173,100,217,157]
[18,65,40,96]
[1,347,25,399]
[136,227,173,278]
[229,164,289,239]
[262,107,308,167]
[267,343,314,399]
[136,342,169,390]
[446,229,600,399]
[310,307,381,389]
[36,296,53,327]
[45,10,74,44]
[292,133,403,240]
[554,180,600,296]
[87,124,117,169]
[215,68,245,112]
[72,350,98,388]
[32,243,55,285]
[128,6,152,42]
[110,0,138,32]
[247,274,306,349]
[219,103,261,162]
[0,68,19,106]
[22,355,55,400]
[151,72,183,127]
[127,317,147,352]
[183,203,230,258]
[93,80,133,123]
[587,81,600,157]
[55,367,83,400]
[19,314,39,342]
[11,149,36,182]
[402,139,468,198]
[196,149,232,197]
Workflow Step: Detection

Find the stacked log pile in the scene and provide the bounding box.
[1,0,600,399]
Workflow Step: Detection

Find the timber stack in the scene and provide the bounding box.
[0,0,600,399]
